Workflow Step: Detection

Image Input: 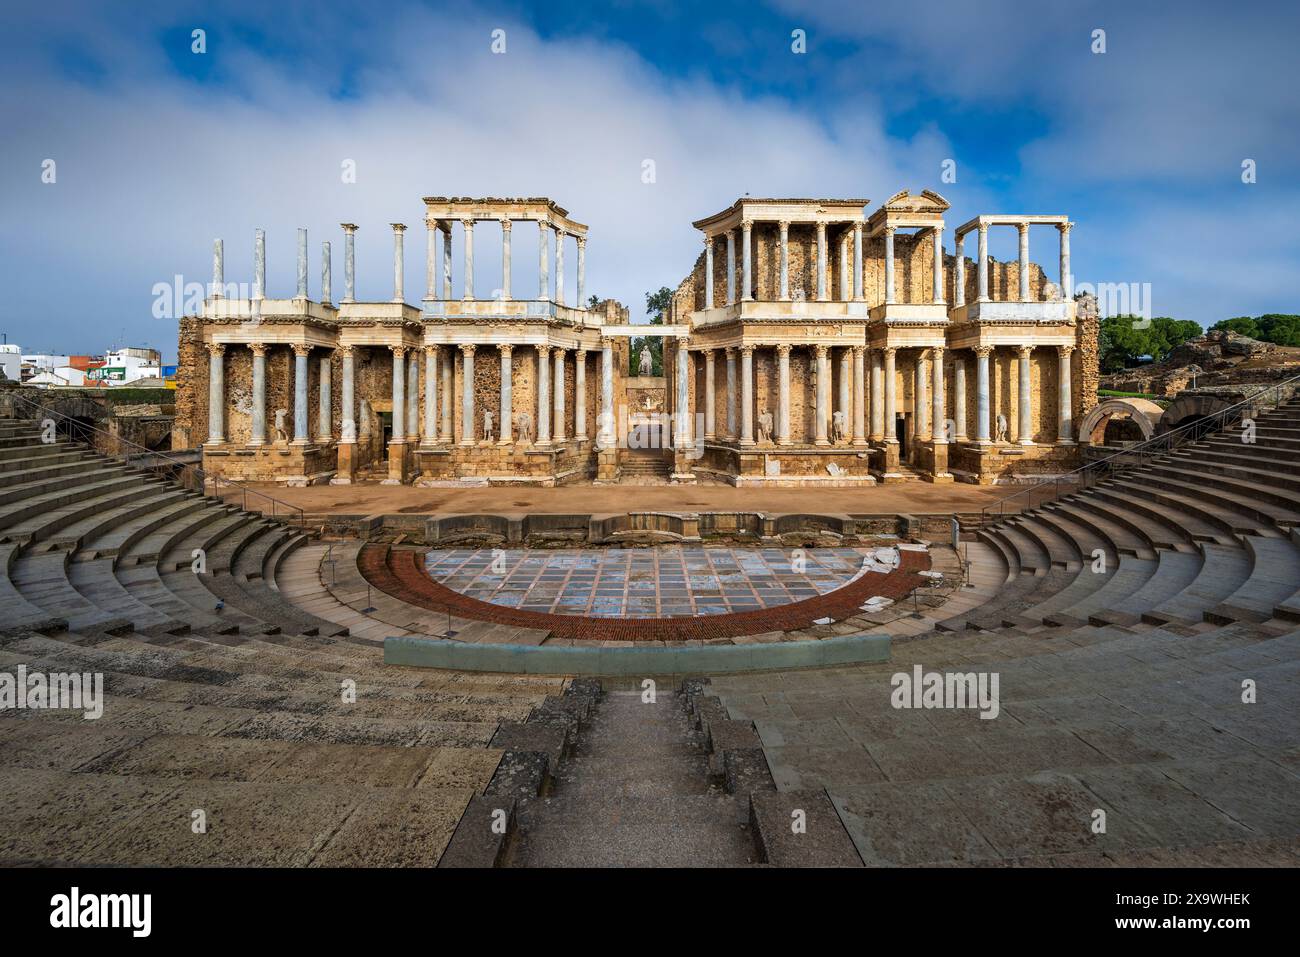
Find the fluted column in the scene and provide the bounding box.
[574,349,588,440]
[1057,345,1074,444]
[460,344,476,445]
[884,225,897,304]
[248,343,265,446]
[554,231,566,306]
[869,348,884,441]
[439,348,454,443]
[576,237,586,305]
[441,222,453,299]
[703,349,716,440]
[317,353,332,444]
[461,219,475,301]
[339,346,356,443]
[837,347,851,440]
[975,346,992,444]
[391,223,406,302]
[704,236,715,309]
[501,220,512,300]
[814,344,830,446]
[292,345,310,445]
[933,226,945,304]
[931,346,946,444]
[552,347,566,441]
[253,228,266,305]
[423,346,438,445]
[538,221,549,300]
[883,347,897,444]
[1018,223,1030,301]
[207,343,226,445]
[778,221,790,300]
[954,233,966,308]
[674,341,691,448]
[725,230,736,305]
[725,347,737,439]
[211,239,224,299]
[916,351,930,441]
[1058,222,1073,298]
[296,227,308,299]
[341,224,357,303]
[953,352,968,441]
[498,344,513,445]
[852,345,867,446]
[839,234,850,300]
[599,338,614,448]
[816,223,828,301]
[535,344,551,445]
[776,344,792,446]
[321,241,332,306]
[390,347,406,447]
[739,346,754,446]
[1017,345,1034,444]
[853,222,864,301]
[741,221,753,301]
[406,351,418,443]
[425,221,437,300]
[977,223,989,302]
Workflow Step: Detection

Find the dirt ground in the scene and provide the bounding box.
[230,480,1019,517]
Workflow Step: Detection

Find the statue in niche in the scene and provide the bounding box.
[638,344,654,376]
[358,399,372,438]
[274,408,290,443]
[483,410,495,443]
[515,411,534,445]
[757,409,774,444]
[831,409,847,443]
[995,412,1009,445]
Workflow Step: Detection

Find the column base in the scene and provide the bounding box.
[246,440,265,448]
[814,439,830,447]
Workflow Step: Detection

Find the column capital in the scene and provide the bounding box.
[536,342,550,356]
[390,222,406,234]
[600,335,615,348]
[883,224,897,237]
[814,343,829,359]
[852,344,866,358]
[1056,344,1075,358]
[538,219,549,233]
[248,342,266,357]
[338,344,354,359]
[1017,344,1033,360]
[575,235,585,249]
[1017,222,1029,237]
[703,233,713,248]
[741,219,753,233]
[975,345,993,359]
[725,345,737,357]
[931,345,945,358]
[977,222,988,236]
[776,343,792,357]
[390,344,407,358]
[778,220,791,231]
[460,217,474,230]
[500,218,512,233]
[207,342,225,357]
[340,223,358,234]
[293,344,311,359]
[739,344,754,357]
[883,346,897,360]
[551,345,565,358]
[498,343,513,357]
[853,222,863,236]
[1058,221,1074,236]
[461,343,476,357]
[576,347,588,360]
[422,344,437,358]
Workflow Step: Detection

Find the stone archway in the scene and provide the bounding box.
[1078,397,1164,445]
[1156,390,1246,435]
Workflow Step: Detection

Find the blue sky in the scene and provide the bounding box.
[1,0,1296,361]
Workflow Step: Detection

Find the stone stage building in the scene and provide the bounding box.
[175,191,1097,487]
[664,191,1098,485]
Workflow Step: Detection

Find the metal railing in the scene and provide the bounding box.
[0,389,306,528]
[974,370,1300,527]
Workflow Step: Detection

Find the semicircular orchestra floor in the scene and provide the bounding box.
[358,543,930,642]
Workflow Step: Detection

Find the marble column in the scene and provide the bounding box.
[340,346,356,443]
[293,346,310,445]
[211,239,224,299]
[703,349,716,440]
[574,349,588,440]
[953,352,968,441]
[439,349,454,443]
[954,233,966,308]
[460,344,476,445]
[498,344,513,445]
[501,220,512,300]
[423,346,438,445]
[869,348,884,441]
[254,228,266,302]
[341,224,356,303]
[814,345,830,446]
[316,353,332,444]
[816,223,828,301]
[406,351,418,443]
[675,341,691,448]
[931,346,946,444]
[778,221,790,300]
[837,347,851,440]
[933,226,945,304]
[1058,222,1073,298]
[1057,345,1075,444]
[853,223,864,301]
[599,338,614,447]
[884,226,897,304]
[555,231,566,307]
[552,348,566,441]
[535,344,551,445]
[1017,345,1034,444]
[390,347,406,447]
[296,228,308,299]
[975,346,992,444]
[206,346,226,446]
[739,346,755,446]
[1018,223,1030,301]
[725,347,737,439]
[977,223,989,302]
[916,351,930,441]
[883,347,897,444]
[741,221,753,301]
[321,242,332,306]
[391,223,405,303]
[776,344,792,446]
[441,223,453,300]
[425,221,437,300]
[704,236,715,310]
[852,345,867,446]
[725,230,736,305]
[461,219,474,301]
[576,237,586,305]
[840,234,851,301]
[538,222,549,300]
[248,343,265,446]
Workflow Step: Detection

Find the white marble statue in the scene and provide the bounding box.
[515,411,533,444]
[757,409,774,444]
[995,412,1009,444]
[831,409,846,443]
[483,410,495,443]
[274,408,289,443]
[638,344,654,376]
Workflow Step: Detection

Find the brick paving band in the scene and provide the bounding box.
[358,543,929,642]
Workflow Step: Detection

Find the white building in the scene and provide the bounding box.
[0,344,20,382]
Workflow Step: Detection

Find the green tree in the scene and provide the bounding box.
[1210,316,1261,339]
[1258,314,1300,347]
[632,287,672,376]
[1097,315,1201,372]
